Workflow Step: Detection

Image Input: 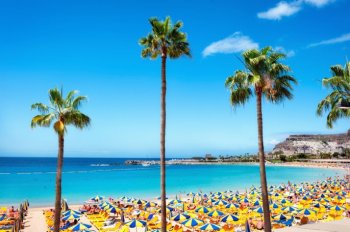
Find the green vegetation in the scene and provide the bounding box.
[31,88,90,232]
[317,61,350,128]
[225,46,296,232]
[139,16,191,232]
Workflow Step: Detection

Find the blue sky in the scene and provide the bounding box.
[0,0,349,157]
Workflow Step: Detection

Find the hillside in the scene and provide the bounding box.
[272,130,350,156]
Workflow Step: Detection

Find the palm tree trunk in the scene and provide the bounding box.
[160,54,167,232]
[53,134,64,232]
[256,90,272,232]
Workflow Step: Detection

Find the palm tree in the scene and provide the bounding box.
[317,62,350,128]
[139,16,190,232]
[31,88,90,232]
[225,47,296,232]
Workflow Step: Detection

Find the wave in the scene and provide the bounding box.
[6,167,154,175]
[90,164,110,167]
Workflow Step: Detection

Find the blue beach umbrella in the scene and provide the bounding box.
[297,209,315,216]
[221,214,239,223]
[125,219,147,228]
[245,220,251,232]
[69,223,92,231]
[253,207,264,214]
[62,210,81,216]
[214,200,228,206]
[225,203,239,209]
[199,223,221,231]
[195,207,210,214]
[182,218,204,228]
[282,206,296,213]
[62,213,80,221]
[171,213,190,222]
[91,195,103,201]
[208,210,224,217]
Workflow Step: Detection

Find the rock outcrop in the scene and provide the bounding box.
[272,130,350,156]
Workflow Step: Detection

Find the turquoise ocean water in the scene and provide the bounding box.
[0,157,344,206]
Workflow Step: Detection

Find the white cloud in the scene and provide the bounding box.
[304,0,334,7]
[257,1,302,20]
[258,0,335,20]
[202,32,259,57]
[308,33,350,47]
[274,46,296,57]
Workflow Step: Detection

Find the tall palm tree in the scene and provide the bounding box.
[225,47,296,232]
[317,62,350,128]
[31,88,90,232]
[139,16,190,232]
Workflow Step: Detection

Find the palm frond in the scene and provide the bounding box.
[140,16,191,60]
[31,103,50,114]
[31,113,55,128]
[49,88,64,111]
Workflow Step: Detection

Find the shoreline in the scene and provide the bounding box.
[2,162,347,208]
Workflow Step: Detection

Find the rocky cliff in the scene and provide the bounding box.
[272,130,350,156]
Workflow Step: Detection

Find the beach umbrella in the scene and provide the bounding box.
[214,200,228,206]
[182,218,204,228]
[62,213,80,221]
[297,209,315,216]
[280,199,289,204]
[125,219,147,228]
[106,206,120,214]
[157,206,174,213]
[61,199,69,212]
[144,202,157,208]
[271,203,280,209]
[329,205,345,212]
[69,223,92,231]
[208,210,224,217]
[313,203,326,209]
[221,214,239,223]
[91,195,103,201]
[273,213,287,221]
[253,200,261,206]
[245,219,251,232]
[282,206,296,213]
[195,207,210,214]
[169,199,183,205]
[171,213,190,222]
[199,223,221,231]
[62,210,81,217]
[253,207,263,214]
[225,203,239,210]
[133,199,144,205]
